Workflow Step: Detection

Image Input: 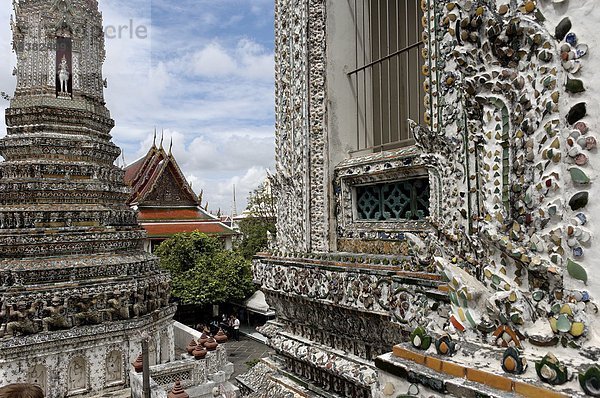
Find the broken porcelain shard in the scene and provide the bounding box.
[555,17,571,41]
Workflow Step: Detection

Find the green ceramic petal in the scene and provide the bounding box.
[556,314,571,333]
[421,336,432,350]
[492,274,501,285]
[579,365,600,396]
[465,309,477,328]
[449,291,459,306]
[569,167,590,184]
[567,259,588,284]
[569,192,589,211]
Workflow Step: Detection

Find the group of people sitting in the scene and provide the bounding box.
[196,313,241,341]
[0,383,44,398]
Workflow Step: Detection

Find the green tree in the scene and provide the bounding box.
[237,182,276,258]
[237,217,275,259]
[155,232,255,305]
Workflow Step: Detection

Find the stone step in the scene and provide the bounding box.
[237,357,319,398]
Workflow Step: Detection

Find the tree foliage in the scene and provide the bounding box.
[237,217,275,259]
[246,181,276,222]
[237,182,276,258]
[155,232,255,305]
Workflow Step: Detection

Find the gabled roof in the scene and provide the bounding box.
[123,145,198,207]
[123,141,238,238]
[123,149,155,186]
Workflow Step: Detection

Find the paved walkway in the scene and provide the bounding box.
[223,335,273,381]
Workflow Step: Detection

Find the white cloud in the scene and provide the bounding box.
[188,166,269,214]
[183,38,274,82]
[0,1,275,212]
[189,43,237,77]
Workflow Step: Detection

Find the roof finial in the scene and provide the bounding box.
[168,136,173,156]
[160,129,164,149]
[152,127,157,148]
[121,151,126,168]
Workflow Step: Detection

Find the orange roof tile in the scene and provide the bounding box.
[142,222,237,237]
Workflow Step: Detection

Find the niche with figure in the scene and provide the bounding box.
[56,37,72,97]
[67,356,88,393]
[105,350,124,385]
[27,364,47,395]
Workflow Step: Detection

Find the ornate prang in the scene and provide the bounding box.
[0,1,174,396]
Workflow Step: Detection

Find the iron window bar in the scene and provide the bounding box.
[347,40,424,76]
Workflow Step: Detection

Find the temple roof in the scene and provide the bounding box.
[143,222,237,238]
[123,143,237,239]
[124,145,198,207]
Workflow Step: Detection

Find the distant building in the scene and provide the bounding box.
[124,143,237,252]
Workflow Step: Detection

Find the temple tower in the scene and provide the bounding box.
[0,1,175,396]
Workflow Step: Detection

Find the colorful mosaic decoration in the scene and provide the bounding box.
[248,0,600,396]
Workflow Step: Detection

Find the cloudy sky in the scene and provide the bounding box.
[0,0,275,214]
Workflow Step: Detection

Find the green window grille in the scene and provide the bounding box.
[356,177,429,221]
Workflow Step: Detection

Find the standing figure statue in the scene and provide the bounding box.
[57,55,70,93]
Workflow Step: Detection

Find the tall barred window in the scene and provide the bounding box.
[348,0,425,153]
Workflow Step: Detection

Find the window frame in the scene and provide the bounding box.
[334,146,436,241]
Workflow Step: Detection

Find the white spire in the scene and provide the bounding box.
[232,184,238,218]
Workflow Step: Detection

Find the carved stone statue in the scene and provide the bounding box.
[72,295,100,326]
[158,280,170,307]
[57,55,70,93]
[107,291,129,321]
[5,301,39,337]
[42,296,71,331]
[132,288,147,317]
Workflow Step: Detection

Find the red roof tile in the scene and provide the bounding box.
[138,208,213,221]
[124,155,147,185]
